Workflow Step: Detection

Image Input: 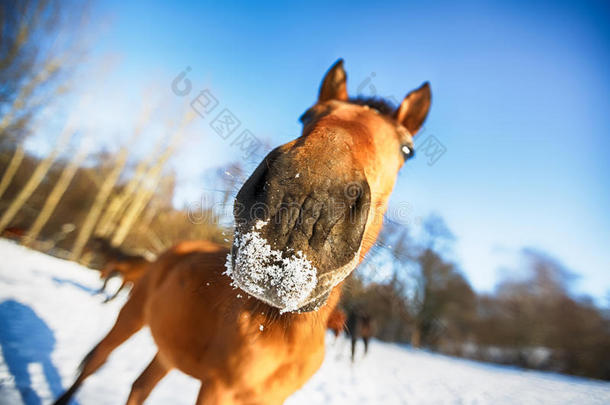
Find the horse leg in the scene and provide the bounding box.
[195,380,237,405]
[104,280,127,303]
[125,353,170,405]
[363,336,369,356]
[350,336,357,363]
[53,281,147,405]
[97,276,109,294]
[97,270,119,294]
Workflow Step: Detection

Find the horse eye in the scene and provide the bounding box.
[401,145,414,161]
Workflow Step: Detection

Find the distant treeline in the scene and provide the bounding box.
[341,218,610,381]
[0,146,228,260]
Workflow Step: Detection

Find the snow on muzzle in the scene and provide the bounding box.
[225,221,318,313]
[225,220,363,313]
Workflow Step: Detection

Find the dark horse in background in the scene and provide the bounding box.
[347,310,374,362]
[87,237,151,302]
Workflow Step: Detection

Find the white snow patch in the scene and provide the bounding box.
[255,220,268,230]
[225,221,317,313]
[1,240,610,405]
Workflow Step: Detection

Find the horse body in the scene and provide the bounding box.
[148,242,339,402]
[55,60,431,404]
[57,240,338,404]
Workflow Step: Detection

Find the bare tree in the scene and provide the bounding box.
[110,129,184,246]
[422,213,455,251]
[108,108,193,247]
[0,127,72,233]
[95,135,165,238]
[0,0,89,144]
[409,248,474,348]
[22,136,89,245]
[0,144,24,199]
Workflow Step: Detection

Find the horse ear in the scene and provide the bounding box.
[395,82,431,135]
[318,59,348,102]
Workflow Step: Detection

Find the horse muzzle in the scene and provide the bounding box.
[227,147,370,312]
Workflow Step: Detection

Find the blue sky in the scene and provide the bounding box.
[38,0,610,299]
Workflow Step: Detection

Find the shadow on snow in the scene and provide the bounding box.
[0,299,77,405]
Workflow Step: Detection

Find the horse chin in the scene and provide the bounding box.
[227,216,364,313]
[295,290,331,313]
[293,248,361,312]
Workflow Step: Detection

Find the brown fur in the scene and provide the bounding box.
[1,226,26,240]
[327,308,347,338]
[55,59,431,404]
[98,256,150,301]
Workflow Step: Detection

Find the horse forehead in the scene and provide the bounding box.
[331,103,388,125]
[305,105,391,141]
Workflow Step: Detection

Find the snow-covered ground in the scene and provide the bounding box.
[1,239,609,405]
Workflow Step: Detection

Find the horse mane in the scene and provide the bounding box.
[349,96,397,119]
[90,236,146,262]
[300,96,397,124]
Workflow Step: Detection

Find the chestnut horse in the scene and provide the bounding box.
[54,60,431,404]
